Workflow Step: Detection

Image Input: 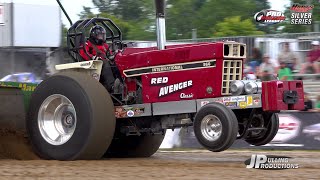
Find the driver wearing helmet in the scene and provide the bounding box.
[80,25,120,93]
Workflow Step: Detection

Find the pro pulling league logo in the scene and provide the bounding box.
[254,9,286,25]
[290,4,313,25]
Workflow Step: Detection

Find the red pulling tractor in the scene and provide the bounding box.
[0,0,304,160]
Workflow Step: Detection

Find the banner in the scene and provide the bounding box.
[178,112,320,150]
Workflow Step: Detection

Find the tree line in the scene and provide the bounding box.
[61,0,320,43]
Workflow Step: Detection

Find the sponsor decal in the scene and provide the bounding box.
[200,101,210,107]
[245,155,299,169]
[151,77,168,85]
[152,65,183,72]
[230,96,246,102]
[127,110,134,117]
[247,96,253,106]
[115,107,127,118]
[180,93,193,99]
[115,107,145,118]
[19,83,36,92]
[223,97,231,102]
[239,102,247,109]
[134,107,145,115]
[253,96,260,105]
[80,62,91,66]
[123,60,216,77]
[213,98,223,104]
[159,80,192,97]
[92,73,100,80]
[290,4,313,25]
[271,114,301,143]
[0,83,37,92]
[254,9,286,25]
[225,102,237,108]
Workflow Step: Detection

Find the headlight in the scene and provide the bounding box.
[244,81,262,94]
[230,80,262,95]
[230,80,245,95]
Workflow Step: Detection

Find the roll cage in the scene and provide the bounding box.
[66,17,123,62]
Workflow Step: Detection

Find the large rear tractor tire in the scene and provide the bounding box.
[193,102,238,152]
[245,113,279,146]
[27,72,116,160]
[106,132,165,158]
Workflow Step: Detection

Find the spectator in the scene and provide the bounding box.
[278,42,298,71]
[316,95,320,109]
[243,64,257,80]
[247,48,262,74]
[302,92,313,111]
[258,54,277,81]
[300,40,320,74]
[278,61,294,80]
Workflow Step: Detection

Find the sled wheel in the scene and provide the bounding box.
[193,102,238,152]
[245,113,279,146]
[106,132,165,158]
[27,72,115,160]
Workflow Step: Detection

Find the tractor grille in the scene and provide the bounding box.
[222,60,243,95]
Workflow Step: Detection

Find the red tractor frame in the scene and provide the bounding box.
[21,0,305,160]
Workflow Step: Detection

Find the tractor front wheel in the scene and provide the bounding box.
[193,102,238,152]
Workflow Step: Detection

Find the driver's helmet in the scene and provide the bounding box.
[89,25,106,45]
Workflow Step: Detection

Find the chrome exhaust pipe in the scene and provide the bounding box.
[155,0,166,50]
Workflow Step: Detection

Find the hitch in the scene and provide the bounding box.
[283,90,298,104]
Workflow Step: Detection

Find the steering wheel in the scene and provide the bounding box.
[106,40,123,60]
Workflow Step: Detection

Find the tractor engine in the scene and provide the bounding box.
[116,41,247,104]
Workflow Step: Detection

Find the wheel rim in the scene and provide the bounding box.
[200,114,222,142]
[250,114,264,137]
[38,94,77,145]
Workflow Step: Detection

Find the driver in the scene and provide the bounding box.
[79,25,120,93]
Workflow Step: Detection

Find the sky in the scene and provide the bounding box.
[1,0,291,27]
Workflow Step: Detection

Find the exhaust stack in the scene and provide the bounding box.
[155,0,166,50]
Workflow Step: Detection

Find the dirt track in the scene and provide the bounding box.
[0,129,319,179]
[0,149,319,179]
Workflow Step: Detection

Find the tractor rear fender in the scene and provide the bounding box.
[55,60,103,81]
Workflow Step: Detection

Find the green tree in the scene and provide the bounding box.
[92,0,114,13]
[92,0,153,22]
[83,0,273,40]
[61,24,68,47]
[194,0,259,38]
[79,6,95,19]
[213,16,265,37]
[166,0,196,40]
[254,0,271,11]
